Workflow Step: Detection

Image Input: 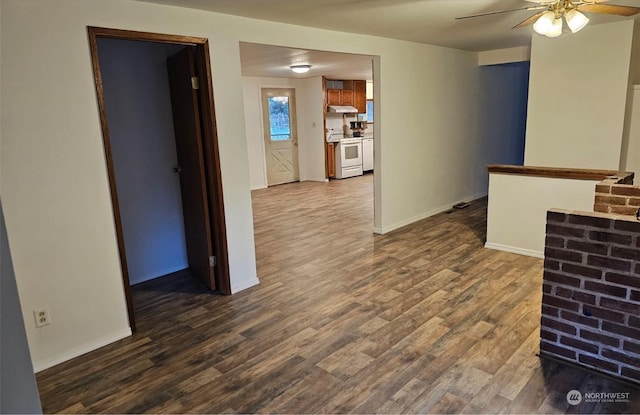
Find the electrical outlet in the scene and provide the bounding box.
[34,309,51,328]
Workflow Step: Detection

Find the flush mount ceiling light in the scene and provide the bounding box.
[455,0,640,38]
[290,65,311,74]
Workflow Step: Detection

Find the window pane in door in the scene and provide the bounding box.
[268,96,291,141]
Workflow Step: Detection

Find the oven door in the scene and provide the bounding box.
[340,140,362,168]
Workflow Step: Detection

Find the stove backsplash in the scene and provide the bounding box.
[325,114,369,137]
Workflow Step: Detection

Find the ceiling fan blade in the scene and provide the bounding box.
[512,10,546,29]
[455,6,545,20]
[577,3,640,16]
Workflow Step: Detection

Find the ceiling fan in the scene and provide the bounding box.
[456,0,640,38]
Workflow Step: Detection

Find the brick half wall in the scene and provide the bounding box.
[542,209,640,384]
[594,176,640,216]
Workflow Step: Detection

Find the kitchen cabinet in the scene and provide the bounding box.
[327,89,340,105]
[362,138,373,171]
[341,90,354,106]
[353,80,367,113]
[326,142,335,178]
[327,89,354,106]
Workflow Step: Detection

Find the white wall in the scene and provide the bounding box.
[296,77,326,183]
[486,174,600,257]
[1,0,480,369]
[242,76,325,189]
[375,45,480,233]
[620,21,640,174]
[98,38,189,285]
[524,20,635,169]
[478,46,530,66]
[366,81,374,100]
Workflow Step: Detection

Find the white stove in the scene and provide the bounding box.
[335,137,363,179]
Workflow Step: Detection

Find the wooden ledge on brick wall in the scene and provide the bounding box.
[487,164,634,182]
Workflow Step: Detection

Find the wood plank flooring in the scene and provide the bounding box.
[36,174,640,413]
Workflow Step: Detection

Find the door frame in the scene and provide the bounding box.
[87,27,231,332]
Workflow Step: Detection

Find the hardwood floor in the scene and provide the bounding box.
[36,174,640,413]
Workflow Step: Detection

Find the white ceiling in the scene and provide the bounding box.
[239,43,373,80]
[136,0,639,79]
[137,0,639,51]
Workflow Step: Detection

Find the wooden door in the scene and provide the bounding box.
[167,47,216,290]
[262,88,299,186]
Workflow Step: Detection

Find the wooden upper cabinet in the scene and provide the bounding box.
[341,90,354,106]
[327,89,342,106]
[327,89,354,106]
[353,80,366,113]
[324,79,366,113]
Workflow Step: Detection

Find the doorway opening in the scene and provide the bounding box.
[88,27,231,332]
[239,42,379,289]
[239,42,376,193]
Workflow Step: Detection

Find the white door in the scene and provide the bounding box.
[262,88,299,186]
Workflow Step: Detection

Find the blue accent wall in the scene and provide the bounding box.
[479,61,530,166]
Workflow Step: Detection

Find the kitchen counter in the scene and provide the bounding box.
[326,133,344,143]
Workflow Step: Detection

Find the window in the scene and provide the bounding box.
[268,96,291,141]
[366,100,374,123]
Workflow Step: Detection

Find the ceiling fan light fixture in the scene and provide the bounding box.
[290,64,311,74]
[565,9,589,33]
[545,18,563,38]
[533,11,556,35]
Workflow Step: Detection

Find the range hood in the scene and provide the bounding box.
[328,105,359,114]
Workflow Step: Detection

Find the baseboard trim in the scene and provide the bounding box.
[34,327,132,373]
[300,178,329,183]
[374,204,452,235]
[375,193,488,235]
[484,242,544,259]
[231,276,260,294]
[250,184,268,191]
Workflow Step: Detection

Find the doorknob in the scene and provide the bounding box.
[174,166,182,174]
